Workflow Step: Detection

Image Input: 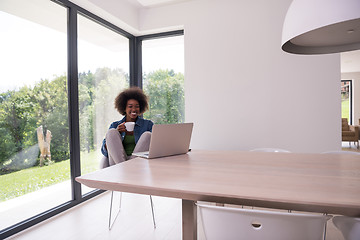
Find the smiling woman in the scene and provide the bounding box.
[100,87,153,167]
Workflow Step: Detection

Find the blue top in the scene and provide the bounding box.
[101,116,154,158]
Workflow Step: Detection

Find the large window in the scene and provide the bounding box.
[341,80,352,124]
[142,35,185,124]
[0,1,184,238]
[77,14,130,194]
[0,0,69,230]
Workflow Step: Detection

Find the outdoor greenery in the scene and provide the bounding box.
[0,157,70,201]
[0,67,131,173]
[0,76,69,172]
[0,67,184,200]
[342,98,350,120]
[143,69,185,124]
[0,151,98,201]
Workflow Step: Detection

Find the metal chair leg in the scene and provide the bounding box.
[323,213,328,240]
[108,192,156,230]
[108,191,122,230]
[150,195,156,229]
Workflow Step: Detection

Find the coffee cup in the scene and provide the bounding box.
[124,122,135,131]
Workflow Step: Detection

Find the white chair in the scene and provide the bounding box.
[321,151,360,155]
[250,148,291,153]
[332,216,360,240]
[197,203,332,240]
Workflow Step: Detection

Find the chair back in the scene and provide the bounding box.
[197,204,331,240]
[342,118,350,131]
[332,216,360,240]
[250,148,290,153]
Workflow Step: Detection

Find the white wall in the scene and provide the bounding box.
[342,72,360,125]
[139,0,341,153]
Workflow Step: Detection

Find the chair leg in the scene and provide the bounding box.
[150,195,156,229]
[108,191,122,230]
[323,213,328,240]
[108,192,156,230]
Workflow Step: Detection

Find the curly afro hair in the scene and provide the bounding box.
[114,87,149,115]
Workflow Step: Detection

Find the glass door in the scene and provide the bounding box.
[0,0,70,230]
[77,14,130,194]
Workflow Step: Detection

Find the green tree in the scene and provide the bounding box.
[93,67,129,148]
[78,68,129,152]
[143,69,185,124]
[79,71,95,152]
[0,67,129,171]
[32,76,69,162]
[0,87,37,169]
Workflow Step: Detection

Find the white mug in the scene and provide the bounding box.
[124,122,135,131]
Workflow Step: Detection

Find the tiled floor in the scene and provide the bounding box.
[0,180,94,231]
[6,192,184,240]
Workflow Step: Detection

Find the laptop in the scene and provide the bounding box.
[132,123,193,159]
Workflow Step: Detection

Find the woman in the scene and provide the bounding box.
[100,87,153,168]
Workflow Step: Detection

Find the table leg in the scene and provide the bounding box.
[182,199,197,240]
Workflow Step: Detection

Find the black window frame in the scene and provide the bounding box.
[134,30,184,89]
[0,0,183,238]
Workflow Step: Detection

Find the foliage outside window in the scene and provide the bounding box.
[142,36,185,124]
[341,80,352,124]
[143,69,185,124]
[0,77,69,175]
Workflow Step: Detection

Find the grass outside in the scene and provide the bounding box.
[0,151,99,202]
[342,99,349,120]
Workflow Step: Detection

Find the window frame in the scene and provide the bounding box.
[133,30,184,89]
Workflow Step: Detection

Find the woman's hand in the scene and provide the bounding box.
[116,122,126,133]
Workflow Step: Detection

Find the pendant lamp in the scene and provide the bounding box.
[281,0,360,54]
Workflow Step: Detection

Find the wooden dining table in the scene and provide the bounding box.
[76,150,360,240]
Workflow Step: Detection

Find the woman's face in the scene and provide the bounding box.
[126,99,140,121]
